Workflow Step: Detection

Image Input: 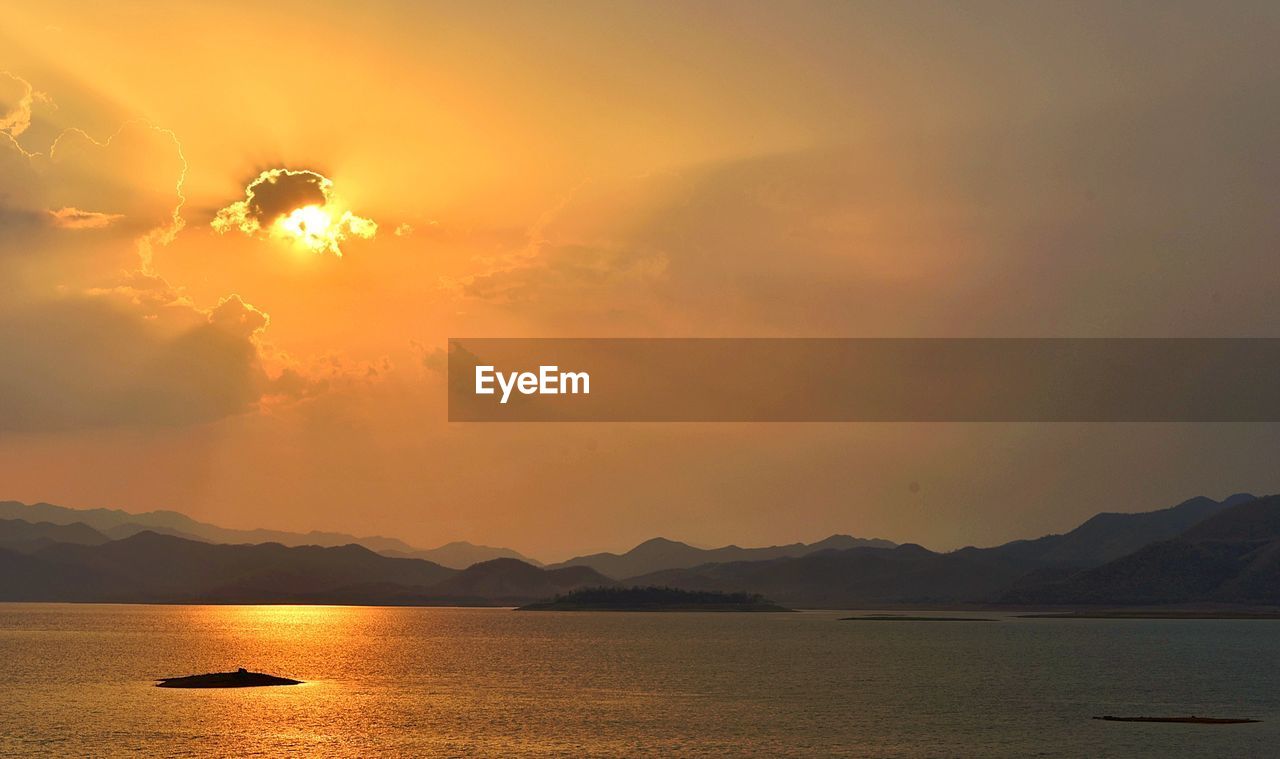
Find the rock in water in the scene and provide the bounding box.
[156,667,302,688]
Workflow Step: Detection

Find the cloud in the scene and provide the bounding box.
[45,124,187,271]
[208,293,270,338]
[212,168,377,256]
[448,76,1279,338]
[457,243,667,304]
[443,178,668,307]
[258,351,395,407]
[0,71,43,139]
[1,117,187,277]
[0,74,315,432]
[0,134,43,226]
[0,81,393,433]
[214,169,328,232]
[411,340,447,375]
[0,288,271,432]
[46,206,124,229]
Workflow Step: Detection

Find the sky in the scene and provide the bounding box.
[0,1,1277,561]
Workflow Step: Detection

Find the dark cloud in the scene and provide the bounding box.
[229,169,329,230]
[0,292,269,432]
[211,167,377,255]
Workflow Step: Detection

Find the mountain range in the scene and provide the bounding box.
[545,534,896,579]
[628,542,1019,607]
[0,530,611,605]
[0,500,541,569]
[0,492,1274,608]
[628,494,1266,606]
[0,499,891,573]
[1003,494,1280,605]
[956,493,1258,569]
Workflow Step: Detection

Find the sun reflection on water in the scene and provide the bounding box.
[175,605,386,685]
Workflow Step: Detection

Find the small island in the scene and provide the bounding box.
[840,615,996,622]
[1022,610,1280,620]
[518,586,792,612]
[1093,715,1260,725]
[156,668,303,688]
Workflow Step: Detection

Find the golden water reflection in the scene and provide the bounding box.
[1,604,1278,756]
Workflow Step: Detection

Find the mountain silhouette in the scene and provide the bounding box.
[624,543,1022,606]
[615,495,1263,607]
[428,558,612,603]
[0,500,535,568]
[380,542,544,569]
[548,534,895,579]
[0,531,601,605]
[960,493,1257,569]
[0,531,455,603]
[0,492,1268,607]
[0,517,109,553]
[1004,495,1280,605]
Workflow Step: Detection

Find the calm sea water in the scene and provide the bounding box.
[0,604,1275,757]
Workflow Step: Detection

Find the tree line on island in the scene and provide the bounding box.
[518,586,790,611]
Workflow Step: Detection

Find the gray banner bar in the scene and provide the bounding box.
[447,338,1280,422]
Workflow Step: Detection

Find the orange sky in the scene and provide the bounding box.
[0,1,1277,560]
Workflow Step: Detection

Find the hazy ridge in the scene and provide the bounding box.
[0,493,1272,608]
[0,501,541,569]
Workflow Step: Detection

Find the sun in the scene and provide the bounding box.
[212,168,378,257]
[264,202,378,257]
[273,205,334,253]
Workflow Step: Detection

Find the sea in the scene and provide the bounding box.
[0,604,1275,757]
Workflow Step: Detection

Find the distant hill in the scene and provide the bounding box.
[0,500,421,552]
[626,544,1022,607]
[427,558,612,603]
[0,492,1268,608]
[0,518,109,553]
[0,500,534,568]
[627,494,1258,607]
[0,532,598,605]
[548,534,896,579]
[958,493,1256,570]
[0,531,457,603]
[1003,495,1280,605]
[382,542,544,569]
[1183,496,1280,543]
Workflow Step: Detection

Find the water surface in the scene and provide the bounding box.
[0,604,1275,757]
